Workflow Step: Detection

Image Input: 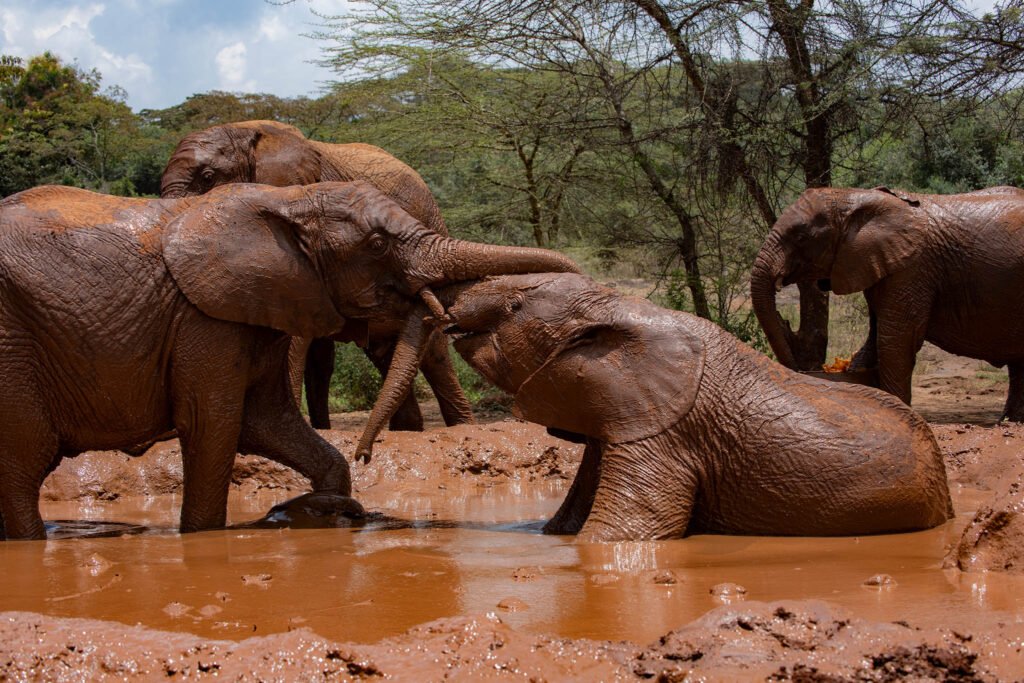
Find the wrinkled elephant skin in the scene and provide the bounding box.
[160,120,467,431]
[0,183,578,540]
[751,185,1024,421]
[441,273,953,542]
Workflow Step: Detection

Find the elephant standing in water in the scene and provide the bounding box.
[751,185,1024,421]
[161,119,466,431]
[423,273,951,542]
[0,182,577,539]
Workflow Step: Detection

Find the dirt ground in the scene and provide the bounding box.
[3,349,1024,681]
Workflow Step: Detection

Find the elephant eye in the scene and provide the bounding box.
[367,233,388,256]
[200,168,215,184]
[508,294,524,312]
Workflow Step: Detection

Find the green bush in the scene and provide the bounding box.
[325,341,507,413]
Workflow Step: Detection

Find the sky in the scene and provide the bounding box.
[0,0,352,111]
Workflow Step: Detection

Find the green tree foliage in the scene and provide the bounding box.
[0,53,148,196]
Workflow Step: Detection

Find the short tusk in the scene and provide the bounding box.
[419,287,447,319]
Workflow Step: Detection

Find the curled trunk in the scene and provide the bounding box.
[751,239,830,371]
[751,237,799,368]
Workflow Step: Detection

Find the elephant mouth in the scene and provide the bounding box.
[443,322,481,342]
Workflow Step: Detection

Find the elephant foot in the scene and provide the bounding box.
[253,492,369,529]
[1002,364,1024,423]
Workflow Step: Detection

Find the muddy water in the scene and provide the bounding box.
[2,475,1021,646]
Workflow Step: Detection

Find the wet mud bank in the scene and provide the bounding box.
[3,420,1024,679]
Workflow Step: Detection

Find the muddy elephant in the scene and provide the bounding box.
[160,119,465,431]
[752,185,1024,421]
[0,182,577,540]
[429,273,952,542]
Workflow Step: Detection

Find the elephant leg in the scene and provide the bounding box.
[875,290,930,405]
[304,338,335,430]
[171,326,251,533]
[543,439,601,535]
[286,337,311,409]
[0,367,59,540]
[850,309,878,370]
[577,442,697,542]
[419,329,475,427]
[365,339,424,432]
[239,345,352,495]
[1002,362,1024,423]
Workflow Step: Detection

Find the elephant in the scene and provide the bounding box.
[0,182,578,540]
[751,185,1024,421]
[160,119,466,431]
[426,273,952,542]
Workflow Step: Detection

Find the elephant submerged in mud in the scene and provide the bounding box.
[0,182,577,540]
[752,185,1024,421]
[424,273,952,542]
[161,119,465,431]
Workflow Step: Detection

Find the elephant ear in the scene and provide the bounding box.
[250,124,322,186]
[831,189,927,295]
[512,309,705,443]
[163,186,346,338]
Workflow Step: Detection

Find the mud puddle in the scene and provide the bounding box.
[3,468,1022,647]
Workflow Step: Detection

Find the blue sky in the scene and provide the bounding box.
[0,0,351,111]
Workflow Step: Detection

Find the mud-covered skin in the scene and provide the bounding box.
[161,120,467,432]
[440,273,953,542]
[751,185,1024,421]
[0,184,578,540]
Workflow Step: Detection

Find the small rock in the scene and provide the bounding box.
[710,583,747,603]
[241,573,273,589]
[496,597,528,612]
[287,616,308,631]
[512,567,539,581]
[215,591,231,603]
[863,573,897,587]
[652,570,678,585]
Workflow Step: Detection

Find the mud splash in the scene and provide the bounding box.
[3,419,1024,678]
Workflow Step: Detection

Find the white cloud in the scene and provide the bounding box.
[215,41,249,88]
[0,2,152,100]
[32,3,104,41]
[258,15,287,42]
[0,0,354,110]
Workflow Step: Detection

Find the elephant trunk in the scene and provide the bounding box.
[750,235,799,369]
[355,306,431,464]
[415,236,581,289]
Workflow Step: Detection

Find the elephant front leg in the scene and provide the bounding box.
[543,439,601,535]
[239,354,352,495]
[875,287,931,405]
[577,442,697,542]
[850,307,879,371]
[1002,362,1024,422]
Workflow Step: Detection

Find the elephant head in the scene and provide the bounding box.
[750,187,926,368]
[164,181,580,336]
[435,273,705,444]
[160,121,321,198]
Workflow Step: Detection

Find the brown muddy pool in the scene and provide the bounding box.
[2,470,1021,646]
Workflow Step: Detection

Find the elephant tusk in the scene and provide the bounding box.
[419,287,449,324]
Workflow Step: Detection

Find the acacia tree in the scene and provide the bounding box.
[316,0,1004,349]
